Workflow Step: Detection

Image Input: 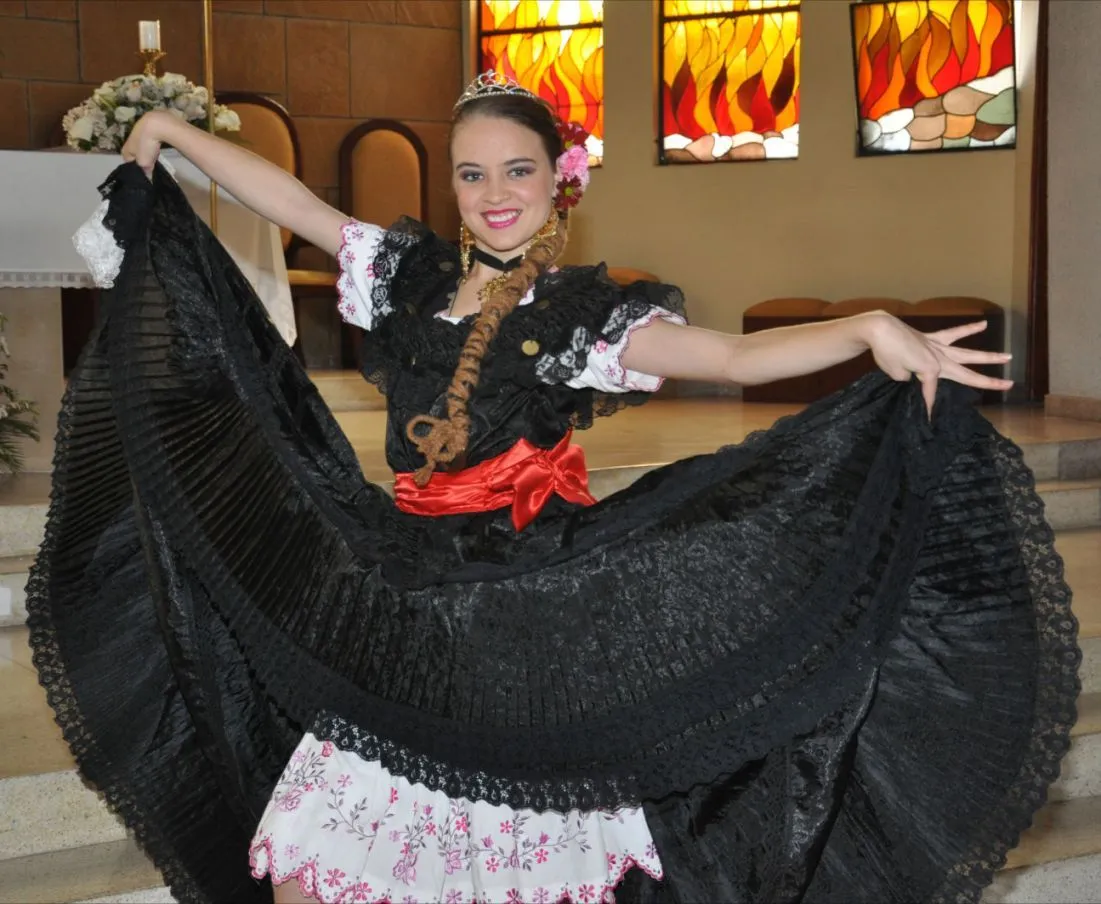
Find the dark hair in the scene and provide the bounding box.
[406,93,568,486]
[449,93,564,168]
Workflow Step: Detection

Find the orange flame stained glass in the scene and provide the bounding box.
[479,1,604,164]
[660,1,802,164]
[851,1,1016,154]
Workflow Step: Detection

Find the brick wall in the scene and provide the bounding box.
[0,0,463,244]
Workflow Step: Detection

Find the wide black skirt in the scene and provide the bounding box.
[27,164,1079,903]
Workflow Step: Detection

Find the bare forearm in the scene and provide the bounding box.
[621,312,884,386]
[724,313,883,385]
[147,112,346,256]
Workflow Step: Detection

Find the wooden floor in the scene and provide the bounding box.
[2,397,1101,500]
[333,397,1101,484]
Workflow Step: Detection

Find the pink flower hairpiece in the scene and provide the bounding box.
[554,120,591,211]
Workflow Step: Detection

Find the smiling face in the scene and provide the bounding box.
[451,113,558,260]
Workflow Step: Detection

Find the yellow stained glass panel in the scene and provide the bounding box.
[481,1,603,33]
[661,7,801,163]
[663,1,799,16]
[478,1,604,164]
[852,0,1015,154]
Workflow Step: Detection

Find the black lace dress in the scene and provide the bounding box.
[28,163,1079,904]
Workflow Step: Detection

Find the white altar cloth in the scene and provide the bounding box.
[0,149,295,345]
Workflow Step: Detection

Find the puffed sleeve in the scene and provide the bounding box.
[335,219,388,330]
[560,303,687,393]
[532,272,688,395]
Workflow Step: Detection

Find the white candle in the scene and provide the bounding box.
[139,20,161,52]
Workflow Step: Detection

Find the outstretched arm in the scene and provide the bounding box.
[620,311,1013,414]
[120,111,347,257]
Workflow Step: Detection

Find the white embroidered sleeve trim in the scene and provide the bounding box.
[72,200,124,289]
[567,307,687,394]
[336,220,387,331]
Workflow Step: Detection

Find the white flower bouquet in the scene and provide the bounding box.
[62,72,241,152]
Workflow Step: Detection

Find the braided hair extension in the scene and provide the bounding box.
[404,93,568,485]
[405,212,566,484]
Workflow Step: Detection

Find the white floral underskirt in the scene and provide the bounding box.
[249,732,663,904]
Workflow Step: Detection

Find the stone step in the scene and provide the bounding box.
[0,837,163,904]
[1006,791,1101,872]
[1052,691,1101,802]
[1060,529,1101,643]
[1019,436,1101,483]
[985,851,1101,903]
[0,473,50,559]
[0,771,126,861]
[0,554,33,629]
[77,884,176,904]
[1035,478,1101,532]
[1052,733,1101,802]
[1,670,1098,864]
[1083,636,1101,696]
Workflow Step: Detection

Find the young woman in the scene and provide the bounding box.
[28,72,1077,904]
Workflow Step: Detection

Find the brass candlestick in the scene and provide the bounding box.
[138,48,165,76]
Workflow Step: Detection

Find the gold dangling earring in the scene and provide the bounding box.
[527,208,562,262]
[532,208,559,244]
[459,224,474,281]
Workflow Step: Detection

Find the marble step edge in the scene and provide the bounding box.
[984,850,1101,904]
[1003,793,1101,872]
[77,885,176,904]
[1050,727,1101,803]
[1031,479,1101,533]
[0,769,128,862]
[1082,636,1101,694]
[0,836,163,904]
[0,553,34,628]
[0,800,1098,904]
[1026,436,1101,483]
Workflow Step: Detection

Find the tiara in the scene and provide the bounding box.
[454,70,538,110]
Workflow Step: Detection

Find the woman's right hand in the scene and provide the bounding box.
[121,110,175,175]
[118,107,347,257]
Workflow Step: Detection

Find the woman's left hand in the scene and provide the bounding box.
[867,314,1014,415]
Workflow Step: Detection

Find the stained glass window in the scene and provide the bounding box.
[659,1,802,164]
[478,1,604,165]
[851,1,1016,155]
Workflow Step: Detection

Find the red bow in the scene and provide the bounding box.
[393,431,596,531]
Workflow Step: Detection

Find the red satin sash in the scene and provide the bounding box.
[393,431,596,531]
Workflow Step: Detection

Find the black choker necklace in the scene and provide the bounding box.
[473,247,523,272]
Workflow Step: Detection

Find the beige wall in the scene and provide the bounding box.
[562,0,1037,385]
[1048,0,1101,402]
